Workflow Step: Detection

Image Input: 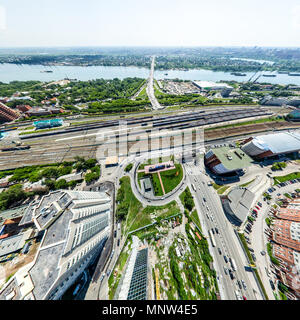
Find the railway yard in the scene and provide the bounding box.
[0,105,298,170]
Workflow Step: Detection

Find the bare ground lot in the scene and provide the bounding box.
[204,121,300,141]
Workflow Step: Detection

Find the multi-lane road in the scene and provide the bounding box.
[146,56,163,110]
[184,160,263,300]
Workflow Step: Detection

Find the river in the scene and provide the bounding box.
[0,63,300,86]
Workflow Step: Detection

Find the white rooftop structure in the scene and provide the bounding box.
[222,187,255,225]
[242,131,300,158]
[193,81,233,91]
[0,190,112,300]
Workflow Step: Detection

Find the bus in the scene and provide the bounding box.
[208,230,216,247]
[73,284,81,296]
[191,184,196,192]
[229,257,237,271]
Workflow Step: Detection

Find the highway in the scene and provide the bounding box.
[184,160,263,300]
[146,56,163,110]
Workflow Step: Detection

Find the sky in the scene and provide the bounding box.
[0,0,300,47]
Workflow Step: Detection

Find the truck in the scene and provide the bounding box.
[229,257,237,271]
[208,230,216,247]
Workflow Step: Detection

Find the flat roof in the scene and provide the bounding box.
[193,81,233,89]
[224,187,255,223]
[208,146,253,170]
[0,229,32,257]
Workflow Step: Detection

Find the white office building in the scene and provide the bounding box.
[0,190,112,300]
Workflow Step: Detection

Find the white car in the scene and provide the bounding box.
[241,280,247,290]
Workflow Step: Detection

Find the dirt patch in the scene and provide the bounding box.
[204,121,300,141]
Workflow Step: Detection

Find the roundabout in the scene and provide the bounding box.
[129,158,187,206]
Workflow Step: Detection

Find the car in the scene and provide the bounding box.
[229,269,235,280]
[107,269,111,277]
[248,248,254,253]
[218,248,222,255]
[215,227,219,234]
[255,206,260,210]
[251,253,256,262]
[241,280,247,290]
[203,197,206,202]
[117,239,120,246]
[212,228,215,234]
[100,273,105,282]
[257,202,262,207]
[243,296,247,300]
[224,255,228,263]
[261,250,266,256]
[269,279,275,290]
[237,280,242,289]
[224,267,228,275]
[253,209,258,214]
[114,230,117,238]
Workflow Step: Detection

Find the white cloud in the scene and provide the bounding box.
[0,5,6,30]
[292,4,300,29]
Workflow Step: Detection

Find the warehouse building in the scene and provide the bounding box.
[204,146,253,175]
[241,131,300,159]
[193,81,233,91]
[221,187,255,225]
[0,190,112,300]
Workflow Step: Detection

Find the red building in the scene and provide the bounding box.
[272,220,300,252]
[0,102,19,123]
[16,104,32,113]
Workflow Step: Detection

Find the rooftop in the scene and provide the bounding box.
[193,81,233,90]
[207,146,253,171]
[223,187,255,224]
[249,131,300,154]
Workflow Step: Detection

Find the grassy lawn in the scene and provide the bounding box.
[137,86,148,99]
[239,178,255,188]
[143,201,180,220]
[205,116,285,131]
[273,172,300,185]
[128,209,152,232]
[212,183,230,194]
[237,232,255,265]
[151,173,164,196]
[217,185,230,194]
[160,164,183,194]
[19,126,63,135]
[117,176,143,232]
[191,209,202,231]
